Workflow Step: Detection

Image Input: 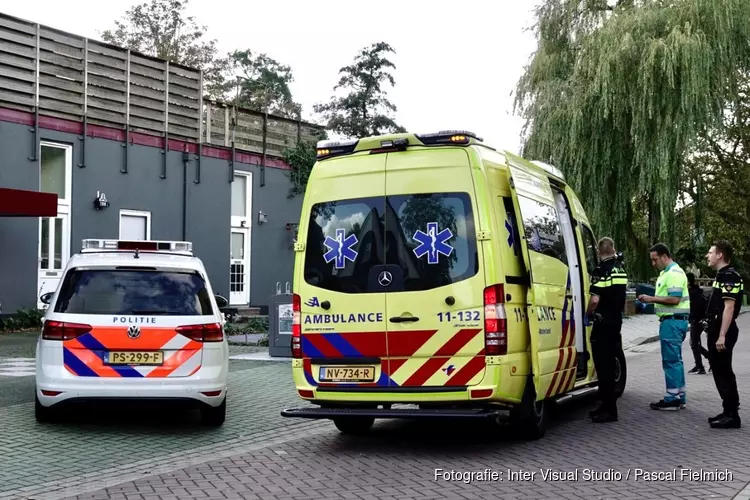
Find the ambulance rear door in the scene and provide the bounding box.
[505,155,577,400]
[295,153,390,389]
[381,147,487,389]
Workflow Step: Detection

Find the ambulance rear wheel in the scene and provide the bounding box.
[613,349,627,398]
[511,378,548,440]
[333,416,374,435]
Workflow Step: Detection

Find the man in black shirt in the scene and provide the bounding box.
[686,272,710,374]
[704,240,743,429]
[586,237,628,423]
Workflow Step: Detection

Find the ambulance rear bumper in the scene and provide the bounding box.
[280,406,508,420]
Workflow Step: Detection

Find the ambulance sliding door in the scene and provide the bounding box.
[505,156,578,401]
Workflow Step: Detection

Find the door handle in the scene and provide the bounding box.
[390,316,420,323]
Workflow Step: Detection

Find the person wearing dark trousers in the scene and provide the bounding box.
[705,240,743,429]
[585,237,628,423]
[686,272,710,374]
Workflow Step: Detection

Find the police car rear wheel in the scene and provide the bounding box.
[333,416,374,435]
[200,398,226,427]
[34,395,57,423]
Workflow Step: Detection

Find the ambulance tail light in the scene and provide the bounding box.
[175,322,224,342]
[292,293,302,358]
[42,320,92,341]
[483,284,507,356]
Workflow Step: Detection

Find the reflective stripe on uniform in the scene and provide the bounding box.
[655,262,691,317]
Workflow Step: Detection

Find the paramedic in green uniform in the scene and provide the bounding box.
[637,243,691,411]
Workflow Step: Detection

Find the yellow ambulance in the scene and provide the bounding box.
[280,130,627,440]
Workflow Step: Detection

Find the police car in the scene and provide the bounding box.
[34,239,230,426]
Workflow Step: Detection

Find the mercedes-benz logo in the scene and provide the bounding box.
[378,271,393,287]
[127,325,141,339]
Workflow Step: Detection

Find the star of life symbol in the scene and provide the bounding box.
[413,222,454,264]
[323,228,358,269]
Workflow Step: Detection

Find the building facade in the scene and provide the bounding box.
[0,13,323,315]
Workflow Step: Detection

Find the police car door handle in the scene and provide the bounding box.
[390,316,420,323]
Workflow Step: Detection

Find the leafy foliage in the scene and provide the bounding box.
[284,138,320,198]
[314,42,405,139]
[514,0,750,280]
[0,308,44,331]
[675,77,750,278]
[224,50,302,119]
[100,0,229,99]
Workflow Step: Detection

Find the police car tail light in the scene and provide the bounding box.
[483,284,507,356]
[175,322,223,342]
[42,320,92,341]
[291,293,301,358]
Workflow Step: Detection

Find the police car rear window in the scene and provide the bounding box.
[53,269,214,315]
[303,193,478,293]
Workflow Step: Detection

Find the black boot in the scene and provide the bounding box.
[592,411,618,423]
[710,411,741,429]
[708,412,725,423]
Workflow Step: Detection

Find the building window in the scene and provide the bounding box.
[40,141,72,210]
[231,175,247,217]
[119,210,151,240]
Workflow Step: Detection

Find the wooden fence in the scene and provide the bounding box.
[0,12,324,159]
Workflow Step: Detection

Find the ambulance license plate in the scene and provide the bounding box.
[105,351,164,365]
[319,366,375,382]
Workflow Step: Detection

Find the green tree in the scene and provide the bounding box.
[225,50,302,119]
[314,42,406,139]
[514,0,750,281]
[100,0,229,99]
[283,126,328,197]
[675,76,750,277]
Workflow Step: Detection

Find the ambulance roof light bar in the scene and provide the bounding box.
[81,239,193,254]
[530,160,566,181]
[415,130,483,145]
[316,138,359,160]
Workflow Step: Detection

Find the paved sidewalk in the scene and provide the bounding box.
[62,316,750,500]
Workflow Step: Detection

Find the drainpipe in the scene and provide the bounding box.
[181,144,189,241]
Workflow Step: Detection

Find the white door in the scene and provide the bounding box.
[230,173,252,305]
[38,215,69,308]
[38,142,72,308]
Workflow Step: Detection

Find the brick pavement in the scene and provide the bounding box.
[0,363,329,500]
[54,316,750,500]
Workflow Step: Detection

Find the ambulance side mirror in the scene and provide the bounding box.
[40,292,54,305]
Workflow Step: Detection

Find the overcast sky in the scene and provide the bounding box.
[4,0,541,154]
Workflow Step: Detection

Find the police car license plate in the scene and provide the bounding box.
[319,366,375,382]
[105,351,164,365]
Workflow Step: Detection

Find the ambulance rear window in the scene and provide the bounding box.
[303,193,478,293]
[53,268,214,315]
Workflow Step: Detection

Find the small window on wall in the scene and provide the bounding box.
[517,196,567,265]
[120,210,151,240]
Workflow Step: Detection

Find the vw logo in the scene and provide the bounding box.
[127,325,141,339]
[378,271,393,287]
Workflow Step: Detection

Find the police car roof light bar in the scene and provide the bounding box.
[81,239,193,254]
